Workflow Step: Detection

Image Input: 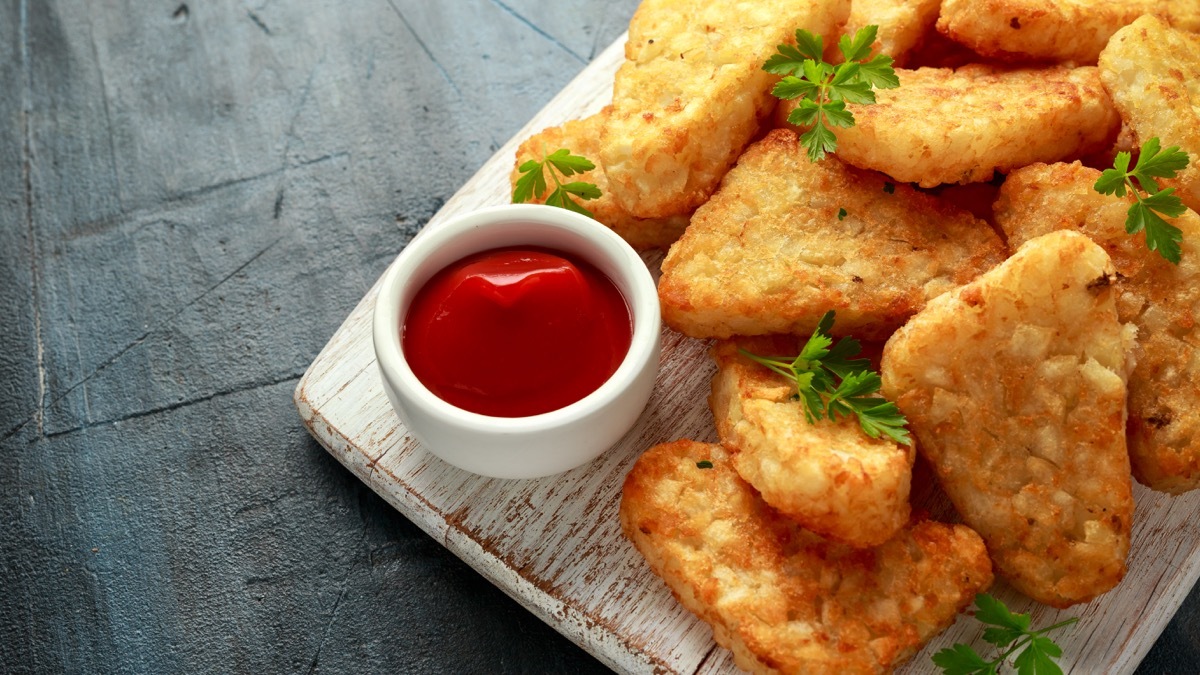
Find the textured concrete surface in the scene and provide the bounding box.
[0,0,1196,673]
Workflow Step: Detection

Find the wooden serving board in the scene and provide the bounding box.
[294,34,1200,674]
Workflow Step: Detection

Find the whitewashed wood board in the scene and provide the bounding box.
[293,34,1200,674]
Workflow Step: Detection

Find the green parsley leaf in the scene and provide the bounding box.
[819,101,855,128]
[829,80,875,105]
[975,594,1031,633]
[543,188,569,211]
[838,25,878,63]
[513,159,547,205]
[830,61,861,86]
[787,98,822,125]
[797,383,827,423]
[550,189,595,216]
[1093,137,1191,263]
[883,181,895,194]
[826,369,881,401]
[799,328,833,362]
[1128,202,1184,263]
[1028,635,1063,660]
[802,59,831,86]
[763,25,898,161]
[800,123,838,162]
[696,460,714,469]
[828,63,875,104]
[517,158,542,173]
[1094,164,1130,198]
[545,148,596,176]
[982,626,1025,648]
[1134,137,1189,179]
[794,29,824,61]
[857,54,900,89]
[932,643,994,675]
[512,147,601,218]
[738,311,910,444]
[856,401,911,445]
[814,308,837,335]
[1012,636,1064,675]
[824,371,912,445]
[821,334,869,378]
[1142,187,1188,218]
[838,207,848,220]
[772,75,820,100]
[763,43,809,76]
[934,594,1078,675]
[559,181,602,200]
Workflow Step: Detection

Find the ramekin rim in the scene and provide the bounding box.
[372,203,661,434]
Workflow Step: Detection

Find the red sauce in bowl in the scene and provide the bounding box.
[402,246,633,417]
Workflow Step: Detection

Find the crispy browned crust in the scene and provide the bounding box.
[619,439,993,675]
[600,0,850,218]
[1099,14,1200,215]
[511,108,689,251]
[903,27,984,69]
[710,336,913,548]
[996,161,1200,493]
[658,129,1007,341]
[936,0,1200,64]
[881,230,1136,607]
[799,65,1120,187]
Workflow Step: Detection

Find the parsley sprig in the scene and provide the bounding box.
[764,25,899,161]
[933,594,1078,675]
[738,311,910,445]
[512,147,601,217]
[1094,137,1190,264]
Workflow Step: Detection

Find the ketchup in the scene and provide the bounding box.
[402,246,633,417]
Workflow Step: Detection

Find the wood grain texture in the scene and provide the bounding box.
[297,27,1200,675]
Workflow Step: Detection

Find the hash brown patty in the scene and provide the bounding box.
[620,439,992,675]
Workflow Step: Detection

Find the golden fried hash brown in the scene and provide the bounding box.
[996,161,1200,494]
[512,109,689,251]
[805,65,1120,187]
[710,337,912,548]
[937,0,1200,64]
[1099,15,1200,214]
[831,0,942,68]
[881,230,1136,607]
[620,440,993,675]
[658,129,1006,341]
[599,0,849,218]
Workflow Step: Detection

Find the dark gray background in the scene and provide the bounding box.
[1,1,1196,672]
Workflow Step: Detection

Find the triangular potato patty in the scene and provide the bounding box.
[659,129,1006,341]
[881,230,1135,607]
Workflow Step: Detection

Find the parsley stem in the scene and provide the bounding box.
[547,161,565,191]
[991,617,1079,669]
[736,320,911,446]
[994,639,1027,666]
[1036,617,1081,635]
[739,352,802,382]
[816,82,830,135]
[738,351,807,380]
[1127,176,1148,208]
[541,142,566,192]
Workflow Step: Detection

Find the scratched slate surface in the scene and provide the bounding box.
[0,1,1197,673]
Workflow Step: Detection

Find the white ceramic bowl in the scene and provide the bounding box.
[372,204,661,479]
